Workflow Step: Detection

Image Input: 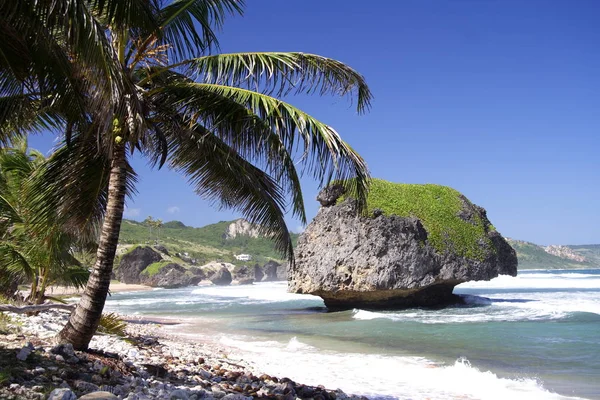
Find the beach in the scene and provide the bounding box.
[2,269,599,399]
[1,307,363,400]
[43,282,154,297]
[102,270,600,400]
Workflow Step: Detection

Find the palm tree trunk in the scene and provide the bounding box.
[56,143,127,350]
[36,266,50,304]
[28,275,38,303]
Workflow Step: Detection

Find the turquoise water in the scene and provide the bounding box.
[105,269,600,400]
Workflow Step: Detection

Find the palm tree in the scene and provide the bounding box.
[1,1,372,350]
[0,139,89,304]
[143,216,155,243]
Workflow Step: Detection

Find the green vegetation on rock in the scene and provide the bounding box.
[141,261,172,277]
[343,179,493,259]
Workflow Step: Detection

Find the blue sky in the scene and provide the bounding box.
[29,0,599,245]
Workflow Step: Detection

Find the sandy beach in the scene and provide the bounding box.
[43,282,154,297]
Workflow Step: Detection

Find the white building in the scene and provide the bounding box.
[234,254,252,261]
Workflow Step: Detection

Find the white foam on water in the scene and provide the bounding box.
[190,281,321,303]
[220,336,581,400]
[457,271,600,290]
[353,288,600,324]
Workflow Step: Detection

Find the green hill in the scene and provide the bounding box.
[506,239,594,270]
[566,244,600,266]
[118,219,298,265]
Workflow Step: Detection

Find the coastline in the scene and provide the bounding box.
[0,309,366,400]
[43,282,155,297]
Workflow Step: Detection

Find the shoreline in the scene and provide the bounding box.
[0,308,367,400]
[43,282,155,297]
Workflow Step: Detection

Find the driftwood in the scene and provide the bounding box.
[0,303,75,313]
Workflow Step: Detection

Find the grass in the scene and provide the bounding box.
[342,178,493,259]
[141,260,172,277]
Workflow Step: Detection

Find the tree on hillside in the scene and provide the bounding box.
[143,216,155,243]
[0,0,372,349]
[154,219,163,243]
[0,139,89,303]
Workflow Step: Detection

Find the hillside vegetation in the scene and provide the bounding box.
[567,244,600,266]
[119,219,298,265]
[506,239,596,270]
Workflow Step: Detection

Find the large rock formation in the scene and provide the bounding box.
[544,245,587,262]
[223,219,261,240]
[144,263,203,289]
[210,266,233,286]
[288,180,518,310]
[116,246,163,284]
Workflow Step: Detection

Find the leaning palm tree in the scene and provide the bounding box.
[1,0,372,350]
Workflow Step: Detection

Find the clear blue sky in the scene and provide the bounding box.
[29,0,599,245]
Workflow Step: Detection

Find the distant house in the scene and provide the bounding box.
[235,254,252,261]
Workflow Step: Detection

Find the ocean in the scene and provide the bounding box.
[104,269,600,400]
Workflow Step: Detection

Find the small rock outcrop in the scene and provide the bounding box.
[262,261,285,281]
[116,246,162,284]
[233,266,255,285]
[232,265,252,281]
[253,264,264,281]
[145,263,202,289]
[289,180,518,310]
[153,244,170,256]
[210,266,233,286]
[189,267,207,280]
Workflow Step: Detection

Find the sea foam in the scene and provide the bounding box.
[219,336,580,400]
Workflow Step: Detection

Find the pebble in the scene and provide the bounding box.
[1,309,367,400]
[47,388,77,400]
[78,392,119,399]
[16,346,32,361]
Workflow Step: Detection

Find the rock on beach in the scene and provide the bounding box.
[0,309,367,400]
[289,181,518,310]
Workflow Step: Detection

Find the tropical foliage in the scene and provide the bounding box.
[0,139,89,303]
[1,0,372,349]
[142,216,164,243]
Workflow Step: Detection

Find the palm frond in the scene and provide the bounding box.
[147,77,306,221]
[0,0,128,140]
[27,134,137,243]
[0,194,22,225]
[52,265,90,289]
[167,124,294,259]
[0,242,35,281]
[162,82,370,211]
[157,0,243,60]
[91,0,159,33]
[187,52,372,113]
[97,312,127,337]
